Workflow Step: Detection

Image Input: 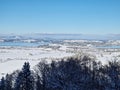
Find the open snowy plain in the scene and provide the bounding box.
[0,45,74,78]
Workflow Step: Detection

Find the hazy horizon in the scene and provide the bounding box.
[1,33,120,35]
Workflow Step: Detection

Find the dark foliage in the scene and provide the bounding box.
[5,74,12,90]
[1,56,120,90]
[0,77,5,90]
[14,62,34,90]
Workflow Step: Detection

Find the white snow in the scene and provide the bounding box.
[0,60,40,78]
[1,40,120,78]
[0,46,74,78]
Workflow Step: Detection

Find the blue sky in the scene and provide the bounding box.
[0,0,120,34]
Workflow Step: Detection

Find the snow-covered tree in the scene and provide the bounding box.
[14,62,34,90]
[36,60,49,90]
[104,60,120,90]
[36,75,42,90]
[5,74,12,90]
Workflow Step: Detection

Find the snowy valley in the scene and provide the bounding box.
[1,34,120,78]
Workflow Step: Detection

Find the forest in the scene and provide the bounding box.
[0,55,120,90]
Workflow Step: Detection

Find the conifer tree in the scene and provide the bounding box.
[0,77,5,90]
[14,62,34,90]
[36,75,42,90]
[5,74,12,90]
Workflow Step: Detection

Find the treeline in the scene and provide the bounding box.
[0,55,120,90]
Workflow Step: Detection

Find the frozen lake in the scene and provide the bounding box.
[96,46,120,49]
[0,42,48,47]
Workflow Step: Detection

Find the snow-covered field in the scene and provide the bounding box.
[1,39,120,78]
[0,46,74,78]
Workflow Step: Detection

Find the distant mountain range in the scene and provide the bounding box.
[0,33,120,41]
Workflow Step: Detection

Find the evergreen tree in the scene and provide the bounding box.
[14,71,23,90]
[5,74,12,90]
[14,62,34,90]
[104,60,120,90]
[37,61,49,90]
[0,77,5,90]
[36,75,42,90]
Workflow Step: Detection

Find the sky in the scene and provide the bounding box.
[0,0,120,34]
